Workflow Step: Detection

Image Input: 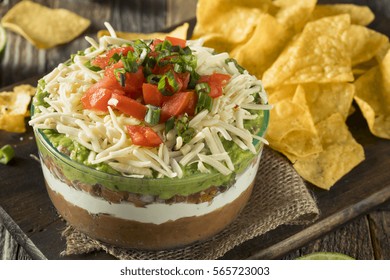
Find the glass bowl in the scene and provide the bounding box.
[33,105,269,250]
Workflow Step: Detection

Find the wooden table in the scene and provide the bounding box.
[1,0,390,260]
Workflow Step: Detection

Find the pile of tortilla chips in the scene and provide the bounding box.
[1,1,90,49]
[192,0,390,190]
[0,85,36,133]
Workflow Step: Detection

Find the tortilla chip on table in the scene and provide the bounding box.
[1,1,90,49]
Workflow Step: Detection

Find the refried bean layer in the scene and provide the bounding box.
[46,180,255,250]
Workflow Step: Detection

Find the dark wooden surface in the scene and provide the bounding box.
[1,0,390,260]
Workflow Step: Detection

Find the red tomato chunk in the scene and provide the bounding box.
[126,125,162,147]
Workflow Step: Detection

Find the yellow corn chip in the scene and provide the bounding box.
[0,84,35,133]
[354,50,390,139]
[97,23,189,41]
[273,0,316,33]
[310,4,375,26]
[267,88,316,141]
[262,15,353,88]
[192,0,269,45]
[267,86,322,157]
[267,84,297,103]
[271,130,323,159]
[345,25,389,66]
[230,13,291,79]
[300,83,355,124]
[1,1,90,49]
[289,113,365,190]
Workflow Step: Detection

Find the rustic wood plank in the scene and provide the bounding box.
[0,206,46,259]
[285,216,374,260]
[166,0,197,27]
[368,210,390,259]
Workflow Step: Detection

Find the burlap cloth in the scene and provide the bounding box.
[61,147,319,259]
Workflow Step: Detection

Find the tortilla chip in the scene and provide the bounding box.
[300,83,355,124]
[192,0,269,45]
[267,87,315,141]
[271,130,323,159]
[289,113,365,190]
[273,0,316,33]
[230,13,291,79]
[345,25,389,67]
[267,84,297,103]
[97,22,189,41]
[354,50,390,139]
[262,15,353,88]
[0,85,36,133]
[198,33,239,54]
[1,1,90,49]
[310,4,375,26]
[267,86,322,157]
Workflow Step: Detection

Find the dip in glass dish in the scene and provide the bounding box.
[29,25,270,250]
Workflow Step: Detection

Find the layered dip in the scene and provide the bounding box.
[29,24,270,249]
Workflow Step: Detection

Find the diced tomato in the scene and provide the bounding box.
[109,93,147,120]
[92,46,134,69]
[142,83,163,107]
[82,88,114,112]
[183,91,197,116]
[209,73,231,84]
[105,62,145,99]
[152,64,172,75]
[198,73,231,98]
[160,91,192,122]
[176,72,190,91]
[126,125,162,147]
[94,76,121,92]
[165,36,186,48]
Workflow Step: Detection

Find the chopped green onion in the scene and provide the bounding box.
[180,127,196,144]
[132,39,150,53]
[174,63,183,73]
[195,82,211,94]
[121,51,138,73]
[165,117,175,133]
[195,91,213,114]
[188,71,200,89]
[157,50,174,66]
[158,70,179,96]
[170,45,180,52]
[175,114,195,144]
[181,46,192,55]
[161,40,172,51]
[225,58,245,74]
[114,68,126,86]
[84,60,102,72]
[110,53,121,63]
[143,56,156,76]
[147,74,162,85]
[184,65,194,73]
[144,105,161,125]
[0,144,15,165]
